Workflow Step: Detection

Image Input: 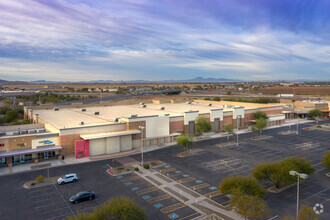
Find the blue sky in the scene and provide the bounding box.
[0,0,329,81]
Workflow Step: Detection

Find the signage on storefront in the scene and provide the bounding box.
[39,139,54,145]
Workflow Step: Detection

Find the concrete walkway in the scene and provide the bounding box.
[0,119,313,176]
[133,165,242,220]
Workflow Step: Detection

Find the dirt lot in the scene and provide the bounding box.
[260,86,330,95]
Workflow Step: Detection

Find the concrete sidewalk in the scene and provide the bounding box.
[133,165,242,220]
[0,119,313,176]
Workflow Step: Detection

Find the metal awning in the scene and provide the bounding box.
[80,130,141,140]
[0,146,62,157]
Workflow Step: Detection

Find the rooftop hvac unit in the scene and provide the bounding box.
[81,108,86,112]
[142,105,146,108]
[28,130,37,134]
[79,121,85,125]
[0,132,6,136]
[130,114,138,118]
[20,130,28,134]
[53,107,59,111]
[208,103,212,106]
[160,107,165,110]
[38,128,46,133]
[113,117,121,122]
[94,111,100,115]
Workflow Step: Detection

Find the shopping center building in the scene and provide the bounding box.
[0,100,285,166]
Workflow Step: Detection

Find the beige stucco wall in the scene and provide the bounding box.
[233,107,245,119]
[184,111,199,125]
[210,109,223,122]
[32,136,59,149]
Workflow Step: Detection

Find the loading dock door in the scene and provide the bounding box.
[214,118,220,131]
[120,135,132,151]
[188,121,195,134]
[106,137,120,154]
[89,138,106,156]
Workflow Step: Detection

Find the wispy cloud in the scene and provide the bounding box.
[0,0,329,81]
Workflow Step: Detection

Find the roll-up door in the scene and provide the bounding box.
[106,137,120,154]
[89,138,106,156]
[120,135,132,151]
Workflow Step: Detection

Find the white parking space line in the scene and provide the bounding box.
[53,184,75,218]
[106,164,112,169]
[311,147,329,152]
[32,197,61,204]
[302,189,329,202]
[46,212,72,220]
[35,201,64,209]
[28,187,53,194]
[268,215,279,220]
[38,206,68,215]
[30,193,58,200]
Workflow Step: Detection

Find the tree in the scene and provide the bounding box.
[307,109,322,119]
[253,111,268,120]
[195,116,211,134]
[213,97,221,101]
[5,110,18,123]
[219,176,266,198]
[298,205,320,220]
[224,123,234,142]
[177,135,193,152]
[322,151,330,170]
[229,191,269,220]
[67,196,147,220]
[0,106,10,115]
[253,157,315,189]
[252,118,267,136]
[204,97,211,100]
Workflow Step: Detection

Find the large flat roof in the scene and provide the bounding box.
[34,101,282,129]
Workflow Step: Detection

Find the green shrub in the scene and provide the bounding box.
[323,152,330,170]
[143,164,150,169]
[134,167,139,172]
[253,157,315,188]
[219,176,266,198]
[35,175,45,183]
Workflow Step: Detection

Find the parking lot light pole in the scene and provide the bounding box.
[139,126,145,166]
[289,171,308,220]
[236,116,240,146]
[296,117,299,134]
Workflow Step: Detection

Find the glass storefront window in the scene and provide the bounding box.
[0,157,6,165]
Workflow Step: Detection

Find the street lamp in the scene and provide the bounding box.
[139,126,145,166]
[236,115,241,146]
[289,171,308,220]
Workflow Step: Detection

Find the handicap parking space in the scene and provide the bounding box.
[116,171,201,219]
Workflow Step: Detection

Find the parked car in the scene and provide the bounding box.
[70,191,95,204]
[57,173,78,185]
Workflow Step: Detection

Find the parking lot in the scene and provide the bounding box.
[0,158,187,220]
[132,122,330,219]
[0,122,329,219]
